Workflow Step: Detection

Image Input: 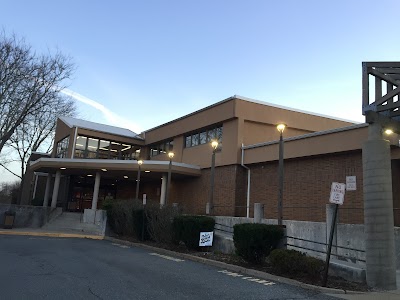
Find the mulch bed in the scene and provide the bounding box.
[111,235,370,292]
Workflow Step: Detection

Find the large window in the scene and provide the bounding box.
[74,135,141,160]
[149,140,174,157]
[185,125,223,148]
[56,136,69,158]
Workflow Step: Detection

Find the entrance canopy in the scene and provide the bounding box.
[30,158,201,180]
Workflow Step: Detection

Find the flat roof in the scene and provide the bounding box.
[60,116,143,140]
[30,158,201,177]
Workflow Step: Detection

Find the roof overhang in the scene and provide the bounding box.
[30,158,201,179]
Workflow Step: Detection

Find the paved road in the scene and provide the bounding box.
[0,235,339,299]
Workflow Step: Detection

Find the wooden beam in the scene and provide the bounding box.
[365,62,400,68]
[369,69,399,87]
[362,62,370,109]
[376,100,400,112]
[375,86,400,106]
[375,67,400,75]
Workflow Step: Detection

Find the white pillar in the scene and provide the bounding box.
[43,174,52,207]
[160,174,167,206]
[254,203,264,223]
[51,171,61,208]
[363,123,397,289]
[91,172,101,210]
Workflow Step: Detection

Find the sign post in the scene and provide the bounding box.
[322,182,345,287]
[142,194,147,241]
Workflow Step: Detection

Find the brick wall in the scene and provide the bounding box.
[247,151,364,224]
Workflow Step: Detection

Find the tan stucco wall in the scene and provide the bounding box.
[234,99,354,132]
[242,120,312,145]
[144,100,236,144]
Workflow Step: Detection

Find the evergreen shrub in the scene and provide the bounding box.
[172,215,215,249]
[233,223,284,264]
[269,249,324,278]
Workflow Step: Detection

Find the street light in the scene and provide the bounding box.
[277,123,286,226]
[208,140,219,215]
[165,151,174,205]
[135,160,143,201]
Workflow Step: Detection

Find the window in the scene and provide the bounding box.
[149,139,174,157]
[56,136,69,158]
[184,125,223,148]
[75,136,87,158]
[73,135,140,160]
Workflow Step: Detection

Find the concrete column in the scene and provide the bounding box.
[326,204,338,256]
[51,171,61,208]
[159,174,167,206]
[363,122,397,290]
[254,203,264,223]
[43,174,52,207]
[91,172,101,210]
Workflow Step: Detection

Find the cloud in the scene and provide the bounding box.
[61,88,142,133]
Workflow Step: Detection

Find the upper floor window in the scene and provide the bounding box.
[185,125,223,148]
[74,135,140,160]
[56,136,69,158]
[149,140,174,157]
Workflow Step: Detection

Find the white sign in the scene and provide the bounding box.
[329,182,346,205]
[142,194,147,205]
[199,232,213,247]
[346,176,356,191]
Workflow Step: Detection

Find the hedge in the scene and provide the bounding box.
[233,223,284,264]
[172,215,215,249]
[269,249,324,278]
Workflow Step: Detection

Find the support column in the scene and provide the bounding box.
[91,172,101,210]
[43,174,52,207]
[363,123,397,290]
[160,174,167,206]
[51,171,61,209]
[254,203,264,223]
[326,204,338,256]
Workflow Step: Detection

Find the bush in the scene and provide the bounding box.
[146,204,180,244]
[104,199,143,237]
[269,249,324,278]
[233,223,284,264]
[172,215,215,250]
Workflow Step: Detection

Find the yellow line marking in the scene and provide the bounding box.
[0,230,103,240]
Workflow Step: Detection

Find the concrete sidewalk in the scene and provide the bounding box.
[327,270,400,299]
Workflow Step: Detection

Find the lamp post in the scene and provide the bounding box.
[208,140,219,215]
[135,160,143,201]
[165,151,174,205]
[277,123,286,226]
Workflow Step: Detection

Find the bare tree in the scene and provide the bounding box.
[0,32,74,156]
[2,94,76,179]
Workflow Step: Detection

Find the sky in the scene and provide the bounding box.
[1,0,400,183]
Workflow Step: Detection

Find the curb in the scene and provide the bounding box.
[0,230,104,240]
[104,236,364,295]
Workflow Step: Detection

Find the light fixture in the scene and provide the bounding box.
[211,140,218,150]
[87,174,93,177]
[145,170,150,173]
[60,167,66,170]
[277,123,286,133]
[101,169,107,172]
[124,176,128,179]
[138,160,143,165]
[168,152,174,159]
[385,129,394,135]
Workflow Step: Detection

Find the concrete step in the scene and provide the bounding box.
[42,212,104,236]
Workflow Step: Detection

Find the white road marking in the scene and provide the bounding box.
[149,252,184,262]
[218,270,275,286]
[111,243,130,249]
